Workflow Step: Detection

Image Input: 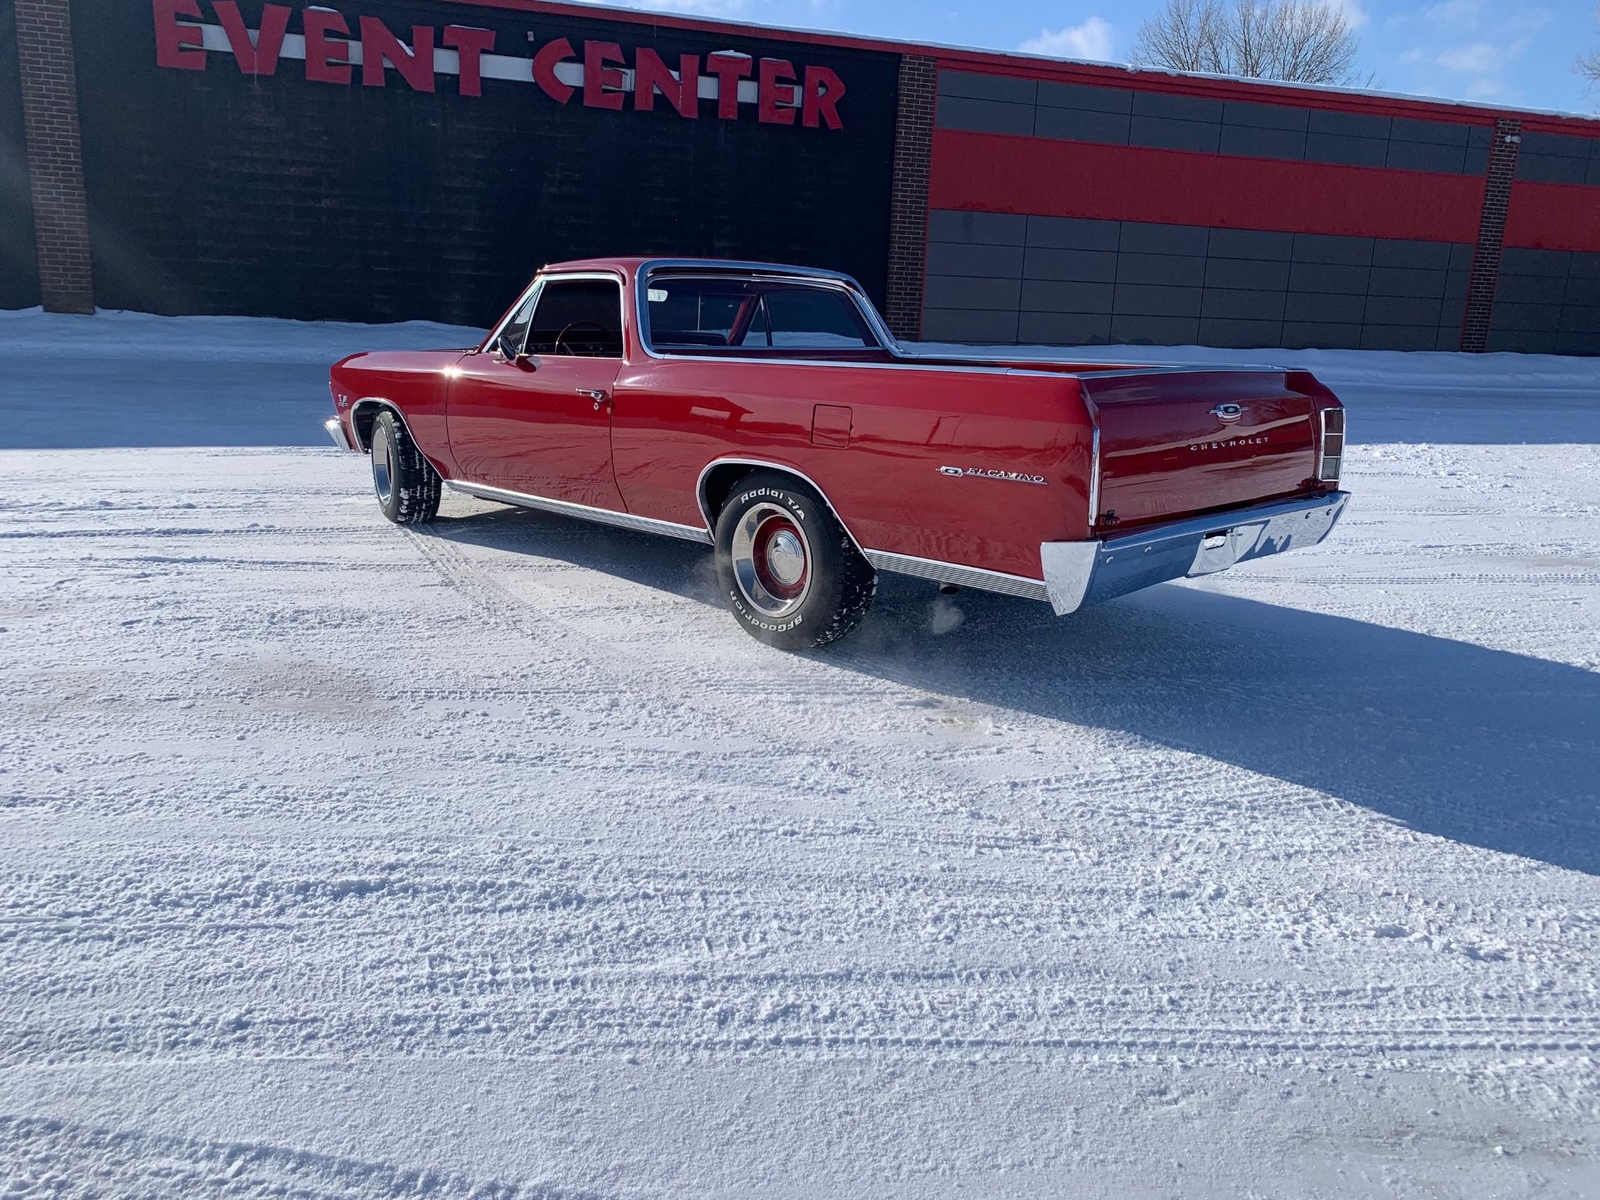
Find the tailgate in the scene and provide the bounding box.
[1083,370,1318,530]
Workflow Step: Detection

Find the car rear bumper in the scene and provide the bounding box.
[324,415,355,451]
[1040,491,1350,616]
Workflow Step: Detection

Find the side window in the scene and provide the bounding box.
[525,280,624,358]
[647,281,748,349]
[496,290,537,357]
[737,288,876,349]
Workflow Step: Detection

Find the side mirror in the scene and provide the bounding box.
[496,334,522,363]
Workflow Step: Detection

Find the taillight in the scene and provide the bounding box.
[1318,408,1345,485]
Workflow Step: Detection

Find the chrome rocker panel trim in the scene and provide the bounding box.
[447,480,714,545]
[863,549,1050,604]
[324,416,354,451]
[1041,491,1351,616]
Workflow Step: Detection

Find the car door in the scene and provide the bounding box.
[446,274,627,511]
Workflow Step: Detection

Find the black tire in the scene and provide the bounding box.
[713,471,877,650]
[370,409,441,525]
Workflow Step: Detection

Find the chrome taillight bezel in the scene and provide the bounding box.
[1318,408,1345,485]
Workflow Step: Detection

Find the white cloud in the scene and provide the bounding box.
[1018,17,1119,63]
[1327,0,1371,30]
[1435,41,1498,73]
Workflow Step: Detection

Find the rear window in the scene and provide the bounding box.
[645,277,878,354]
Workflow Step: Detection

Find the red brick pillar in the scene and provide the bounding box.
[1459,118,1521,353]
[884,55,936,342]
[14,0,94,314]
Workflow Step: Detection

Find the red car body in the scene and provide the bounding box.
[326,258,1348,618]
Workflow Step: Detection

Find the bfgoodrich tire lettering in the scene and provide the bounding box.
[370,408,442,525]
[714,471,876,650]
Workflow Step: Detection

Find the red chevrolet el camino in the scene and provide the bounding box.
[325,258,1349,649]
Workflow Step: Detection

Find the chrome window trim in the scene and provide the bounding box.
[447,480,713,545]
[481,270,630,358]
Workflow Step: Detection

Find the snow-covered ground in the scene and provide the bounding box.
[2,308,1598,1198]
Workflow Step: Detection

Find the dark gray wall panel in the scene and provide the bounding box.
[929,210,1026,246]
[1036,81,1132,113]
[1199,317,1285,346]
[939,71,1037,105]
[1220,125,1307,160]
[1308,109,1390,138]
[1204,258,1292,290]
[1369,266,1452,297]
[1284,292,1367,323]
[1120,222,1209,255]
[1130,116,1221,154]
[1202,288,1287,319]
[1304,133,1390,167]
[924,276,1022,311]
[1501,248,1571,276]
[1390,117,1469,146]
[1112,283,1203,316]
[1021,279,1115,312]
[1034,107,1130,144]
[1373,239,1455,269]
[1132,91,1224,122]
[922,308,1020,342]
[1026,216,1121,251]
[1496,274,1568,305]
[1018,311,1112,344]
[1282,321,1363,348]
[1557,332,1600,354]
[1116,252,1207,287]
[1488,329,1559,353]
[1559,304,1600,332]
[1385,141,1467,174]
[926,242,1025,278]
[1111,314,1201,343]
[1360,325,1437,350]
[1223,100,1309,131]
[1289,262,1372,294]
[937,96,1036,136]
[1568,252,1600,279]
[1564,277,1600,306]
[1208,228,1294,260]
[1491,302,1564,331]
[1024,247,1119,282]
[1294,234,1375,265]
[1364,295,1444,326]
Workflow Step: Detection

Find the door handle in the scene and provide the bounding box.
[578,388,610,411]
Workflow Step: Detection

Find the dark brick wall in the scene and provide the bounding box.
[67,0,899,326]
[884,54,935,340]
[1460,118,1521,352]
[0,0,42,308]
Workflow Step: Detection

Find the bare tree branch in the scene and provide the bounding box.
[1132,0,1365,86]
[1580,7,1600,88]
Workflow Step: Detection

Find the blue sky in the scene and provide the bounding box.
[589,0,1600,116]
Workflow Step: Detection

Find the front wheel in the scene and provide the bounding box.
[370,409,441,525]
[714,471,876,650]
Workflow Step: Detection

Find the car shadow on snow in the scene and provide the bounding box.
[428,505,1600,877]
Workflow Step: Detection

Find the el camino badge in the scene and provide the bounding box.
[939,466,1048,486]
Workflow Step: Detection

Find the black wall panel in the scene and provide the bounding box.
[0,0,41,310]
[924,208,1470,350]
[69,0,899,325]
[1490,249,1600,355]
[937,69,1504,177]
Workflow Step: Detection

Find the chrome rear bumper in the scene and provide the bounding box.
[324,416,355,451]
[1041,492,1350,616]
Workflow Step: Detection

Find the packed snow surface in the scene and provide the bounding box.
[2,308,1599,1198]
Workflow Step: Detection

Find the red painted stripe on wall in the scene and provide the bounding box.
[1503,182,1600,253]
[930,129,1487,244]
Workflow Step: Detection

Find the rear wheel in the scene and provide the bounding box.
[370,409,441,525]
[714,471,876,650]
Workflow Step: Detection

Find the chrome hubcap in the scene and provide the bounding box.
[730,503,812,620]
[372,425,393,505]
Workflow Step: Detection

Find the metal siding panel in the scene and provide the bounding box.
[1556,331,1600,354]
[1207,228,1295,260]
[1367,266,1450,297]
[928,209,1028,246]
[938,70,1039,105]
[1130,115,1221,154]
[925,242,1025,279]
[1112,283,1204,317]
[1283,292,1366,322]
[936,95,1038,137]
[1385,140,1467,174]
[1487,329,1560,353]
[1119,222,1210,256]
[1500,248,1572,277]
[1489,302,1563,331]
[1218,125,1307,161]
[1358,325,1437,351]
[1110,314,1201,344]
[1389,117,1470,146]
[1201,288,1288,319]
[1364,295,1444,326]
[1025,215,1121,251]
[1116,252,1208,287]
[1036,81,1134,113]
[1494,273,1568,305]
[1519,131,1594,160]
[1023,247,1119,282]
[1307,109,1391,139]
[1017,310,1113,344]
[1199,317,1285,347]
[1558,304,1600,332]
[1372,239,1455,270]
[1281,321,1363,348]
[1288,262,1372,294]
[1449,243,1478,271]
[1203,258,1292,290]
[923,276,1023,311]
[1221,100,1310,131]
[1292,233,1375,265]
[920,308,1021,343]
[1565,251,1600,279]
[1563,277,1600,307]
[1303,133,1390,168]
[1033,106,1131,145]
[1517,153,1589,184]
[1131,91,1224,122]
[1020,279,1115,312]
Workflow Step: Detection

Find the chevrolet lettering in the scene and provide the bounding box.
[325,259,1350,650]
